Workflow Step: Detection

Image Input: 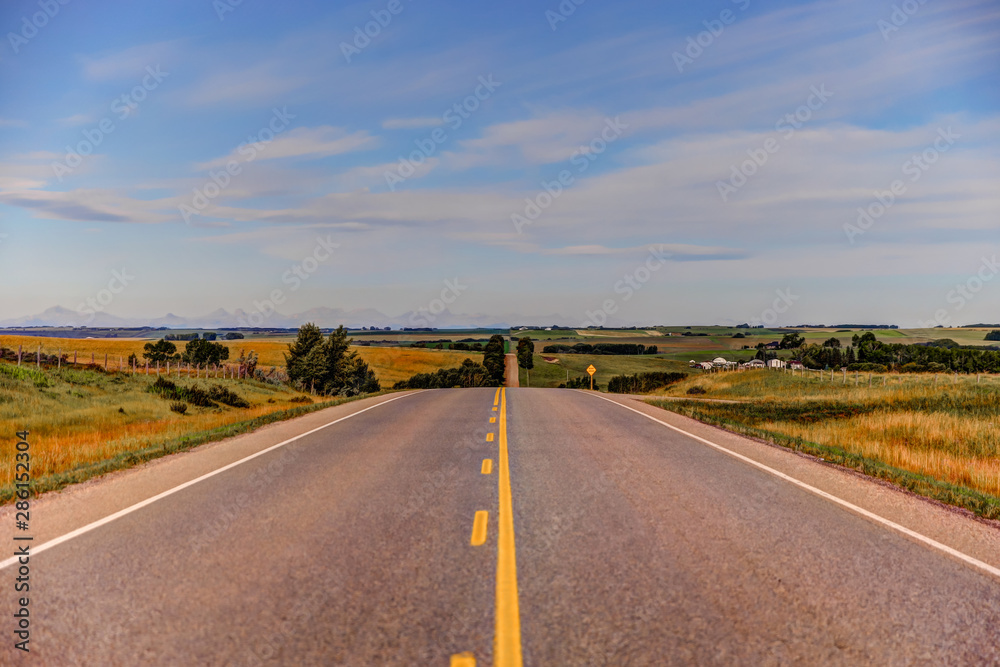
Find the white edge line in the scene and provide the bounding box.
[582,391,1000,581]
[0,392,419,570]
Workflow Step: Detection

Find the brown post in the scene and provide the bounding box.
[104,354,108,370]
[74,350,77,365]
[17,344,22,366]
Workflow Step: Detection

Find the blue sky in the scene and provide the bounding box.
[0,0,998,327]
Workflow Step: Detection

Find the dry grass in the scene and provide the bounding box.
[651,368,1000,511]
[0,362,322,495]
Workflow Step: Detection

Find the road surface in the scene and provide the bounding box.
[3,388,1000,665]
[505,353,519,388]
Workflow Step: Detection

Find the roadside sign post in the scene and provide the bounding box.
[587,364,596,391]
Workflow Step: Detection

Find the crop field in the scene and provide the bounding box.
[649,368,1000,519]
[0,335,475,389]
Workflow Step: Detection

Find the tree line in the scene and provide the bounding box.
[781,332,1000,373]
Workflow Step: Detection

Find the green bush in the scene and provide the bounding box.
[608,371,688,394]
[561,376,599,390]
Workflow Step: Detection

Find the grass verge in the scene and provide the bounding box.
[0,391,385,504]
[648,398,1000,521]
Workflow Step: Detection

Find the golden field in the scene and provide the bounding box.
[0,335,475,388]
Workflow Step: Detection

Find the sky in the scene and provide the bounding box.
[0,0,998,328]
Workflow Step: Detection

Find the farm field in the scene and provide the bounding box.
[0,335,476,389]
[649,368,1000,519]
[520,353,689,388]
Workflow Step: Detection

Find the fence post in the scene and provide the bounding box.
[17,344,22,366]
[74,350,77,365]
[37,344,40,368]
[58,349,62,370]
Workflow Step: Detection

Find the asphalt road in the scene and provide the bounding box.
[3,388,1000,665]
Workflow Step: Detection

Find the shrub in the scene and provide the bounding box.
[169,402,188,414]
[845,363,888,373]
[561,376,599,390]
[687,386,707,395]
[394,358,491,389]
[151,376,177,394]
[608,372,688,394]
[208,385,250,408]
[289,395,312,403]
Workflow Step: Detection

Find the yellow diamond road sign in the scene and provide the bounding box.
[586,364,596,376]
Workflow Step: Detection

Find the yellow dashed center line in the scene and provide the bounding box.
[471,510,489,546]
[481,459,493,475]
[486,433,494,442]
[490,417,496,423]
[450,652,476,667]
[495,387,523,666]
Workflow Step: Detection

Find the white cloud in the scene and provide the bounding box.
[195,126,378,170]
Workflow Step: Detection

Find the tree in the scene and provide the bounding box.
[143,339,177,363]
[779,332,804,349]
[183,339,230,365]
[483,334,506,386]
[516,336,534,384]
[285,323,326,386]
[986,330,1000,341]
[284,323,381,395]
[822,337,841,348]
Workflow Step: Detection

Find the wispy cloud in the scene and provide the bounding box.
[195,126,378,170]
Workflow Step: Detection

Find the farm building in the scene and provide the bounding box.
[742,359,766,368]
[767,359,787,368]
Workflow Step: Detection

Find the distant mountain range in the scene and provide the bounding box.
[0,306,583,330]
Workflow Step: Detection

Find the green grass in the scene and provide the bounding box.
[520,353,690,388]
